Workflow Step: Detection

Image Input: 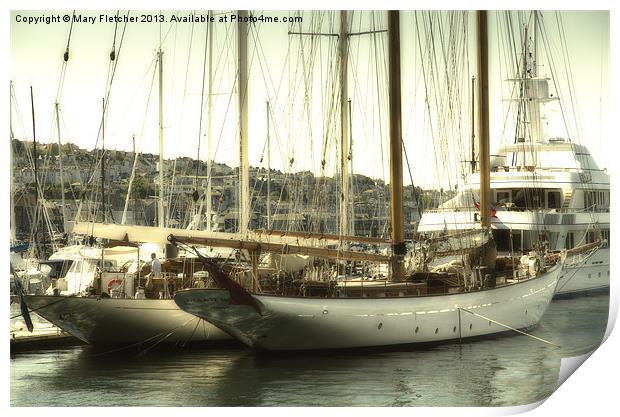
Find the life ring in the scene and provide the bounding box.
[107,278,124,294]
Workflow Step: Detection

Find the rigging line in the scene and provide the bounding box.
[82,12,130,190]
[548,16,599,205]
[248,22,290,169]
[538,13,600,215]
[123,61,159,220]
[555,246,602,293]
[459,307,560,348]
[402,143,422,218]
[423,12,444,188]
[552,13,580,142]
[257,21,306,172]
[80,19,142,223]
[372,11,388,193]
[549,13,583,147]
[173,15,197,218]
[495,12,519,155]
[414,12,443,193]
[54,11,75,102]
[111,10,120,51]
[65,10,75,51]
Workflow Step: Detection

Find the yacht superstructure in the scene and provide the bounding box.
[418,123,609,296]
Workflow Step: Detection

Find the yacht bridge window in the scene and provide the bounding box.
[493,188,562,209]
[584,190,610,211]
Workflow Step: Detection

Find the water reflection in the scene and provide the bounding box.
[11,294,608,407]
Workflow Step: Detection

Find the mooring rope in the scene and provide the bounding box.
[460,307,560,348]
[92,315,201,357]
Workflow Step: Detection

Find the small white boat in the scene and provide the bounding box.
[20,241,233,346]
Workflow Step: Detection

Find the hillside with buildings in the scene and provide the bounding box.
[11,139,453,244]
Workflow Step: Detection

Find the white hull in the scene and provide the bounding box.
[174,263,562,351]
[556,247,609,295]
[23,296,231,346]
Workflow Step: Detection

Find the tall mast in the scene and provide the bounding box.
[266,100,272,230]
[157,48,165,228]
[470,77,477,173]
[206,17,213,232]
[348,98,354,236]
[476,11,491,228]
[101,98,106,223]
[526,13,543,143]
[55,102,67,232]
[10,82,16,244]
[339,10,350,238]
[238,10,249,235]
[30,86,41,258]
[387,11,405,282]
[121,134,138,224]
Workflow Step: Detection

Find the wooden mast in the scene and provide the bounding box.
[387,11,405,282]
[348,98,355,236]
[206,16,214,231]
[238,10,249,235]
[101,98,106,223]
[339,10,350,238]
[237,10,254,289]
[476,11,491,228]
[470,77,476,174]
[266,100,272,230]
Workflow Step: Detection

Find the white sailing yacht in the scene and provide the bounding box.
[19,11,349,346]
[172,11,570,352]
[21,37,234,346]
[417,11,609,296]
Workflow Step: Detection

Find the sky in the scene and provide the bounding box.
[6,3,612,192]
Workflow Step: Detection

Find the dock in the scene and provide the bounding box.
[10,329,84,352]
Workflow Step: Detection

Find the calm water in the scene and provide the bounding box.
[10,293,608,407]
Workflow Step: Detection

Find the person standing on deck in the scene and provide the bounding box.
[150,253,168,299]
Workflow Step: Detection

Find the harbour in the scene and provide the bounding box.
[9,8,611,409]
